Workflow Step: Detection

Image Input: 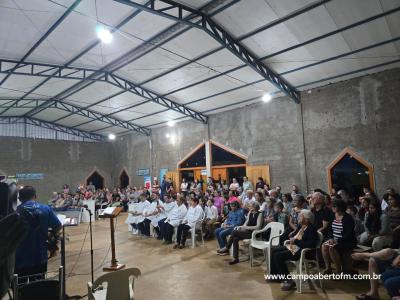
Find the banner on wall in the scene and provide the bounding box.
[136,168,150,176]
[159,168,168,184]
[16,173,44,180]
[144,176,151,189]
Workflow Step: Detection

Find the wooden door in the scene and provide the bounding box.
[246,165,270,188]
[193,169,207,192]
[166,171,179,192]
[212,167,227,182]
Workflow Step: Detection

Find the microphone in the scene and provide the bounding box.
[83,205,92,216]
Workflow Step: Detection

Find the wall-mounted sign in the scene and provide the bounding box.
[16,173,44,180]
[136,168,150,176]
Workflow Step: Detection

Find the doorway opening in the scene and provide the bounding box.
[120,170,130,189]
[86,171,104,190]
[327,148,374,199]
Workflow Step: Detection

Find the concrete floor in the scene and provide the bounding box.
[47,213,388,300]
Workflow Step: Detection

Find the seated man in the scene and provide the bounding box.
[174,197,203,249]
[352,248,400,300]
[143,193,167,238]
[138,193,158,237]
[129,193,150,236]
[163,195,187,244]
[214,201,245,251]
[157,195,177,241]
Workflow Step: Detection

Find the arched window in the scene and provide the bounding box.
[327,148,375,199]
[86,170,105,190]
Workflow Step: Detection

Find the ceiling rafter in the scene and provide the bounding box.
[138,0,331,86]
[0,3,149,117]
[3,97,151,136]
[16,0,232,124]
[113,0,300,103]
[3,32,398,128]
[154,4,400,99]
[0,116,105,141]
[0,0,82,88]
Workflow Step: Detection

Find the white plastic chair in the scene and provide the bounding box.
[87,268,141,300]
[249,222,284,274]
[97,202,109,219]
[187,212,205,248]
[283,231,324,293]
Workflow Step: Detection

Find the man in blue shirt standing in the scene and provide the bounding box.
[15,186,61,281]
[214,201,245,252]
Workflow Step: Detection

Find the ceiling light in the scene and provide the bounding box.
[165,133,170,138]
[167,120,176,127]
[262,93,272,103]
[97,25,113,44]
[108,133,116,140]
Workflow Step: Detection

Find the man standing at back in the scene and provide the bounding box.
[15,186,61,281]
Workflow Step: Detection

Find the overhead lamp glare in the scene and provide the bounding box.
[97,25,113,44]
[167,120,176,127]
[108,133,116,140]
[262,93,272,103]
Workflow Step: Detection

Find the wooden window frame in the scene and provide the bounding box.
[326,147,375,193]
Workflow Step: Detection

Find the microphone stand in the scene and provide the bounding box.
[84,206,94,285]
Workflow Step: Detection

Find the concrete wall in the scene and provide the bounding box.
[112,133,152,188]
[302,68,400,195]
[2,68,399,199]
[0,137,113,201]
[117,68,400,196]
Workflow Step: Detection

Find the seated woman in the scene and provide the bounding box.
[387,193,400,248]
[322,198,357,274]
[273,202,289,231]
[163,195,188,244]
[359,201,392,251]
[282,193,293,214]
[217,202,263,264]
[269,209,318,291]
[174,197,203,249]
[203,198,218,239]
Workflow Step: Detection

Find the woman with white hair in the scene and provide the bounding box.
[268,209,318,291]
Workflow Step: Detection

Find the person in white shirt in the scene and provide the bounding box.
[163,195,188,244]
[174,197,204,249]
[157,195,177,241]
[132,193,151,236]
[202,199,219,239]
[241,176,253,198]
[229,178,239,191]
[180,178,189,197]
[242,190,256,211]
[139,193,160,237]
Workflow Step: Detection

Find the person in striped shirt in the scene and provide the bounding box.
[321,198,357,274]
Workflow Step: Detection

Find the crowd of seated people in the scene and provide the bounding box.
[125,176,400,296]
[47,177,400,297]
[48,183,150,213]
